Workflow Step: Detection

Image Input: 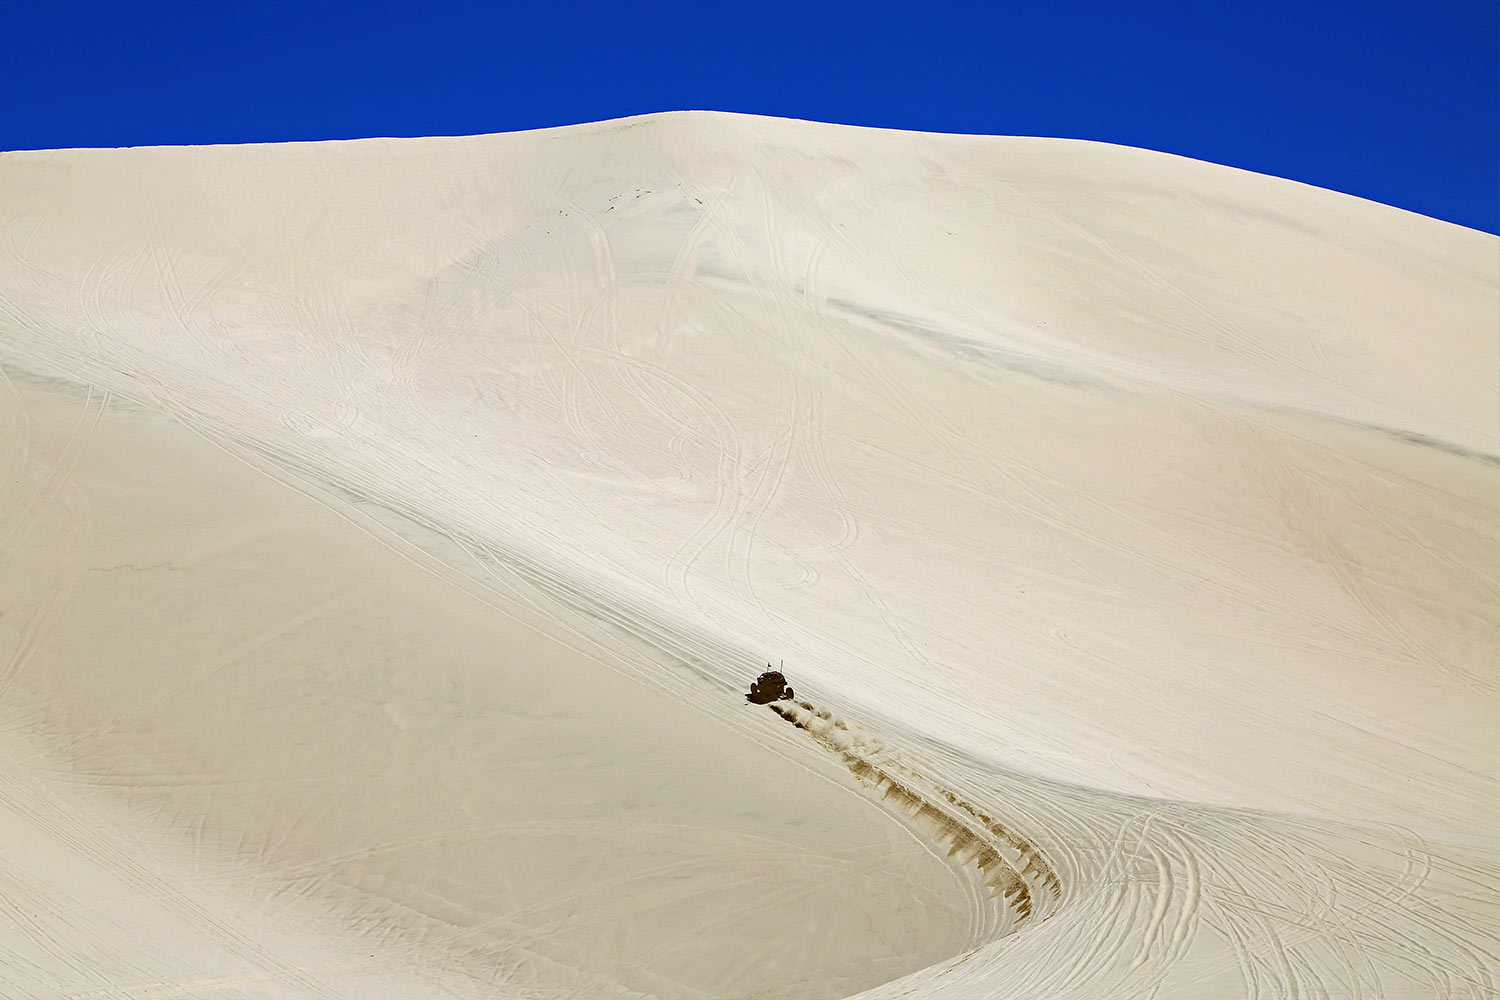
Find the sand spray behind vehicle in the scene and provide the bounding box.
[762,696,1063,928]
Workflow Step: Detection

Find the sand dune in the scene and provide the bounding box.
[1,112,1495,998]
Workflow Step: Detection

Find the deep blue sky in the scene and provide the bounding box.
[4,1,1496,232]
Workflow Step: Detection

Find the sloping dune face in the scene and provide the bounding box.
[1,113,1496,998]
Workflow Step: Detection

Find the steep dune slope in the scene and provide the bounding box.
[1,112,1496,998]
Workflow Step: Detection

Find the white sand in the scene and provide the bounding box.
[0,112,1495,998]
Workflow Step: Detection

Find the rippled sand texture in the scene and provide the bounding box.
[1,113,1496,998]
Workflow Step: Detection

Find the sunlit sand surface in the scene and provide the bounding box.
[1,112,1496,997]
[1,371,994,998]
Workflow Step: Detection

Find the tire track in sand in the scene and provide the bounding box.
[751,695,1063,931]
